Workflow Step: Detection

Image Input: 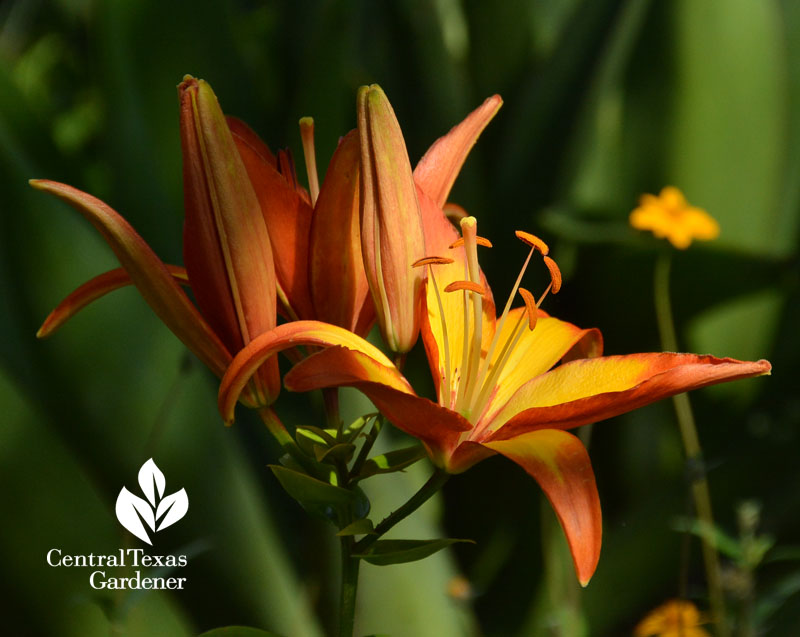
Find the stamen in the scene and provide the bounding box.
[449,236,493,249]
[413,256,455,267]
[468,242,536,414]
[543,256,562,293]
[470,302,529,426]
[426,265,452,408]
[444,280,485,295]
[515,231,549,255]
[298,117,320,205]
[455,217,486,418]
[517,288,538,330]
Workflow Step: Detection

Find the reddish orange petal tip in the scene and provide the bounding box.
[482,430,601,587]
[412,256,455,267]
[444,280,485,295]
[515,230,549,255]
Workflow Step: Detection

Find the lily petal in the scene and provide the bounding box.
[219,320,396,423]
[481,309,601,420]
[358,84,426,353]
[29,179,231,376]
[284,346,472,450]
[309,130,373,334]
[180,78,278,353]
[414,95,502,208]
[487,353,772,439]
[482,429,601,586]
[37,265,188,338]
[228,116,316,320]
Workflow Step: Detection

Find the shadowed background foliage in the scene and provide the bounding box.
[1,0,798,635]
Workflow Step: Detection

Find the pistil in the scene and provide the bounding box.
[299,117,320,205]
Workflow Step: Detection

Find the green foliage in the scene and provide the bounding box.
[354,538,474,566]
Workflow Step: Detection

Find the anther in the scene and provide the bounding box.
[518,288,539,330]
[449,236,493,249]
[412,256,455,268]
[543,256,562,293]
[515,231,549,255]
[444,280,486,295]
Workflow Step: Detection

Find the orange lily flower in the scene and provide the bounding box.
[34,76,281,406]
[215,96,771,586]
[226,115,375,336]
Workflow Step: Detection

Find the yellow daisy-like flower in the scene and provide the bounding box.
[634,599,711,637]
[630,186,719,249]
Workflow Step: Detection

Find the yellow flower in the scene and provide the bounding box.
[630,186,719,249]
[634,599,711,637]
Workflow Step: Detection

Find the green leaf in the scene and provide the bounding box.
[354,445,427,482]
[198,627,283,637]
[315,443,356,464]
[270,465,356,507]
[354,538,474,566]
[342,414,377,440]
[270,465,370,523]
[295,426,337,456]
[337,518,376,537]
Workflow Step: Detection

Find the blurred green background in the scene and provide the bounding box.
[1,0,798,635]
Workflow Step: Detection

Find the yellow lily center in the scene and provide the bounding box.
[418,216,561,428]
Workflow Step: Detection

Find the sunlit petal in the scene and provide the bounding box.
[285,346,471,452]
[219,320,396,423]
[480,309,601,420]
[482,429,601,586]
[487,354,772,438]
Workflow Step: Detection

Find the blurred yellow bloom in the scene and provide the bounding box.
[634,599,710,637]
[630,186,719,249]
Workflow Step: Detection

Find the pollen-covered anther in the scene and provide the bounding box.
[444,280,486,296]
[449,236,493,249]
[515,230,549,255]
[412,256,455,268]
[543,256,562,293]
[518,288,538,330]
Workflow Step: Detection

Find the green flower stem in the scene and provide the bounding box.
[338,535,360,637]
[654,254,728,637]
[353,467,450,554]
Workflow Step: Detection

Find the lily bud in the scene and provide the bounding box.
[179,76,279,405]
[357,84,426,353]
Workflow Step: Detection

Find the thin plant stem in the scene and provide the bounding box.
[654,253,728,637]
[354,467,450,554]
[338,535,360,637]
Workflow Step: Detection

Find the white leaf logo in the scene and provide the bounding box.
[115,459,188,544]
